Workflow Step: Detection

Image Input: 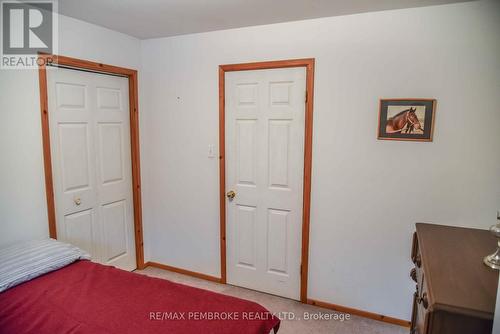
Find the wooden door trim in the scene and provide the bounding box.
[218,58,315,303]
[37,54,145,269]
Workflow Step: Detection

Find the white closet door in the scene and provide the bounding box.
[48,67,136,271]
[225,67,306,300]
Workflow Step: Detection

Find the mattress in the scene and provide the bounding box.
[0,260,280,334]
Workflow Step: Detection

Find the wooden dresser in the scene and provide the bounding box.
[410,223,499,334]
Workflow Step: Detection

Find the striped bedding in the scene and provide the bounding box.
[0,238,90,293]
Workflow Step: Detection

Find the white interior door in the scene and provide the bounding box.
[47,67,136,271]
[225,67,306,300]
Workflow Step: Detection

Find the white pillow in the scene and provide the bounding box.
[0,238,90,292]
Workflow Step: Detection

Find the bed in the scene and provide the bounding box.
[0,240,280,334]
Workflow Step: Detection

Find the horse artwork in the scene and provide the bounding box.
[385,107,422,134]
[378,99,436,141]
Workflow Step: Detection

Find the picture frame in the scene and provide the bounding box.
[377,98,436,142]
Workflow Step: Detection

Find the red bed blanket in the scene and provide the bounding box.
[0,260,280,334]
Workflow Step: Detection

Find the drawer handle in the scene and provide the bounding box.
[410,268,417,282]
[414,254,421,268]
[418,292,429,309]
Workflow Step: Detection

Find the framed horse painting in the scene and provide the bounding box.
[377,98,436,141]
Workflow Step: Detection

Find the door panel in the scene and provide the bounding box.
[226,67,306,300]
[267,208,289,275]
[101,200,128,263]
[235,204,257,269]
[96,87,122,111]
[98,123,124,184]
[48,67,136,271]
[269,81,293,106]
[236,120,257,186]
[58,123,91,192]
[93,74,135,270]
[55,82,86,110]
[268,120,291,189]
[64,209,94,255]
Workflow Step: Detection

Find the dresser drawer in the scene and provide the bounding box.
[410,232,424,298]
[412,305,428,334]
[417,275,430,333]
[411,232,429,333]
[410,291,426,334]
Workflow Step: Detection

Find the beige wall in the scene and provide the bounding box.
[139,0,500,320]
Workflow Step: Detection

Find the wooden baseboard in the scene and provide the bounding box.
[145,261,222,283]
[307,299,411,328]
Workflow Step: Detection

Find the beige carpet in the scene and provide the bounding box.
[135,266,409,334]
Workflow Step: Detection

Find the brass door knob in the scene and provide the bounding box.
[226,190,236,200]
[74,198,81,206]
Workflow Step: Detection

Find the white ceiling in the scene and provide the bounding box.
[58,0,473,39]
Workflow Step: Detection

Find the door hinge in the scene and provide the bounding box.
[305,91,308,103]
[300,264,303,275]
